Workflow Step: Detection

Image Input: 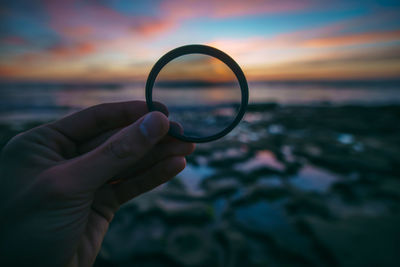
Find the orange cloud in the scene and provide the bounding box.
[0,65,20,77]
[131,18,176,36]
[246,59,400,81]
[304,29,400,47]
[48,42,96,57]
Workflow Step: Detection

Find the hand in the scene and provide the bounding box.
[0,101,195,266]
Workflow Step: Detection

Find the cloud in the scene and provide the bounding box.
[0,36,29,45]
[42,0,175,41]
[59,26,94,38]
[160,0,315,19]
[48,42,96,57]
[207,22,348,63]
[295,46,400,66]
[130,18,176,36]
[304,29,400,47]
[207,17,400,80]
[0,65,19,77]
[208,13,400,61]
[2,0,400,81]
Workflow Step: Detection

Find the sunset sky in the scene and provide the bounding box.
[0,0,399,82]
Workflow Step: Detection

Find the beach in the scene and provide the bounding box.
[1,83,400,266]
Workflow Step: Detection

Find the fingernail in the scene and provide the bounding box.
[169,121,183,135]
[140,112,166,141]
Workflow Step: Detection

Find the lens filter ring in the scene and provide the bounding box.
[145,44,249,143]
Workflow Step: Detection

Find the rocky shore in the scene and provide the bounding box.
[1,104,399,266]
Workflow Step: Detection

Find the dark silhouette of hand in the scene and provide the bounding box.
[0,101,195,266]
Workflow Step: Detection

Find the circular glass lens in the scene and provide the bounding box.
[151,53,242,140]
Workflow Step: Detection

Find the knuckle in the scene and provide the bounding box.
[92,103,108,111]
[1,132,30,158]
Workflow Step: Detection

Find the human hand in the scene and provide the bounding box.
[0,101,195,266]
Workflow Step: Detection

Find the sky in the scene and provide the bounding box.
[0,0,399,82]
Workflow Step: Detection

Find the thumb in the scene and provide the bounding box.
[64,111,169,188]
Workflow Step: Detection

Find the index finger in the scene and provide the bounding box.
[49,101,168,143]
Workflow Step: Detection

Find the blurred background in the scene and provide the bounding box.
[1,0,400,266]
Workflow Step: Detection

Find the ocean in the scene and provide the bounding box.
[1,81,399,125]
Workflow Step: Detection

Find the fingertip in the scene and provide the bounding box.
[155,111,170,135]
[169,121,183,135]
[152,111,169,126]
[167,156,186,174]
[181,156,187,169]
[188,142,196,155]
[182,142,196,156]
[179,157,187,172]
[180,142,196,156]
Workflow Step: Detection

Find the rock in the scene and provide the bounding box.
[232,200,321,265]
[299,215,400,266]
[254,176,285,188]
[235,150,285,174]
[164,177,186,191]
[214,224,248,266]
[268,124,285,135]
[165,227,220,266]
[337,133,354,144]
[100,215,166,262]
[130,191,161,214]
[231,185,289,207]
[376,178,400,200]
[205,170,246,183]
[155,199,214,224]
[285,195,332,218]
[201,177,241,198]
[331,182,358,202]
[289,164,341,193]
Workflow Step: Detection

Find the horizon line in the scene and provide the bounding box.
[1,78,400,85]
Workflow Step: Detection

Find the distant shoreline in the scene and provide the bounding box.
[1,79,400,90]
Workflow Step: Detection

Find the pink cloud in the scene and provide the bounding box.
[42,0,175,42]
[208,9,400,58]
[160,0,315,19]
[0,36,29,45]
[208,21,347,57]
[59,26,94,38]
[131,18,176,36]
[42,0,318,45]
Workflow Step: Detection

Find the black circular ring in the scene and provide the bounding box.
[145,44,249,143]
